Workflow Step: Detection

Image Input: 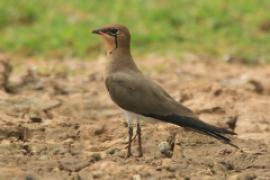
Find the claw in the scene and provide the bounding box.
[126,151,132,158]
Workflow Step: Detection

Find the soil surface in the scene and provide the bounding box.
[0,55,270,180]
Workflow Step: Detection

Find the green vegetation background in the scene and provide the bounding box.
[0,0,270,62]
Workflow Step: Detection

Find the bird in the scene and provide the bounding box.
[92,24,237,157]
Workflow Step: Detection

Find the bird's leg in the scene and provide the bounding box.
[136,119,143,157]
[127,126,133,158]
[131,126,137,142]
[167,132,176,152]
[125,112,134,158]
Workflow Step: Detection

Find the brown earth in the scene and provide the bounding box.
[0,54,270,180]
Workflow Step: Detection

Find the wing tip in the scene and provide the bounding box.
[203,130,239,149]
[141,113,239,148]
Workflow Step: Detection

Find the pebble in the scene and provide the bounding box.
[159,141,173,157]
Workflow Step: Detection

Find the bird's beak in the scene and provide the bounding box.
[92,28,104,35]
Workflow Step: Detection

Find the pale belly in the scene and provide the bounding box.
[124,110,160,127]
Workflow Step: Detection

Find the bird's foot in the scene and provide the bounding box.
[125,151,132,158]
[137,149,143,157]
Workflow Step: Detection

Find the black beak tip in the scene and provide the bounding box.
[92,29,100,34]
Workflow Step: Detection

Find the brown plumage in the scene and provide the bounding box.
[93,24,237,157]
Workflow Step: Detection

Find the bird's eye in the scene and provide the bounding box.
[110,28,118,34]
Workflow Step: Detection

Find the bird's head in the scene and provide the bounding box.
[92,24,131,54]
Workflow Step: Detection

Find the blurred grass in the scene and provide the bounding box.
[0,0,270,62]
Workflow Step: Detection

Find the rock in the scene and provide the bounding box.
[159,141,173,157]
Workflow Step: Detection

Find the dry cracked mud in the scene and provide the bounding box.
[0,55,270,179]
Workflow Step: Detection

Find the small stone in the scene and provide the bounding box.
[159,141,172,157]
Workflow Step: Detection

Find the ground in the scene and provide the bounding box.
[0,55,270,179]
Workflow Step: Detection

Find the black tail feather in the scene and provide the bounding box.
[142,113,238,148]
[197,129,239,149]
